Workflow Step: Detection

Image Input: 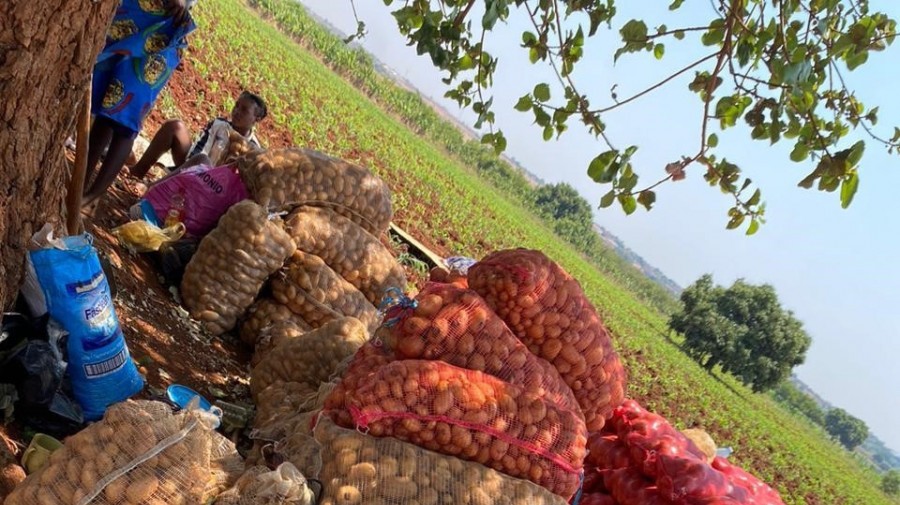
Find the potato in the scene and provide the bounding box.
[468,249,627,431]
[270,251,380,334]
[238,147,393,236]
[285,206,407,305]
[327,359,586,498]
[315,417,567,505]
[250,320,310,367]
[181,201,297,336]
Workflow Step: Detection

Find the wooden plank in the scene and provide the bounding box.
[389,222,445,269]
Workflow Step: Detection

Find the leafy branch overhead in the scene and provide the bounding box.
[375,0,897,234]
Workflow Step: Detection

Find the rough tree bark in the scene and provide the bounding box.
[0,0,118,309]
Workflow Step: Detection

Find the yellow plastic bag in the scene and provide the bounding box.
[112,220,186,253]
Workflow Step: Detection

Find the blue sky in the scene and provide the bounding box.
[301,1,900,452]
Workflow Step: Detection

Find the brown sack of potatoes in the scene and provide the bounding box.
[181,201,296,335]
[240,298,312,348]
[4,400,241,505]
[250,317,369,402]
[285,206,406,306]
[252,381,321,441]
[239,147,392,236]
[270,251,380,334]
[314,416,568,505]
[251,321,309,367]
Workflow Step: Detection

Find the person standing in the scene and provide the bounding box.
[82,0,197,208]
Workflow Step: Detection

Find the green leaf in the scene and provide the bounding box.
[726,213,746,230]
[637,190,656,210]
[543,125,554,141]
[514,95,532,112]
[534,83,551,102]
[653,44,665,60]
[458,54,476,71]
[588,150,619,182]
[846,51,869,71]
[708,133,719,148]
[790,143,810,162]
[599,190,616,208]
[840,172,859,209]
[529,47,540,64]
[669,0,685,10]
[673,30,685,40]
[619,194,637,215]
[746,219,760,236]
[746,188,761,207]
[847,140,865,168]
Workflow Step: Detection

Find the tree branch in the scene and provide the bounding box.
[594,53,718,114]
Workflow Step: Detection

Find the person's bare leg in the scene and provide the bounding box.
[83,134,135,207]
[83,118,115,190]
[130,119,192,178]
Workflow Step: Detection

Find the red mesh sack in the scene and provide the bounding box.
[467,249,626,430]
[712,457,785,504]
[656,454,736,504]
[330,359,587,498]
[602,467,669,505]
[586,433,632,471]
[609,400,707,477]
[321,343,392,428]
[378,282,580,413]
[579,492,618,505]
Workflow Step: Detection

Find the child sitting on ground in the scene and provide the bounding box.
[130,91,267,178]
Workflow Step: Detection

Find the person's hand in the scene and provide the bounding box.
[166,0,190,26]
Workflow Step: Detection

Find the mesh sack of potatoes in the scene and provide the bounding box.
[4,400,239,505]
[271,251,380,334]
[250,317,369,402]
[468,249,627,431]
[214,463,315,505]
[327,359,587,498]
[272,411,322,479]
[252,381,322,440]
[240,298,312,348]
[314,416,569,505]
[238,147,392,236]
[284,206,406,306]
[321,343,394,428]
[378,282,580,413]
[251,321,310,367]
[181,200,297,335]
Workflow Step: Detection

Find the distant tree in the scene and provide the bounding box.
[669,275,811,392]
[882,470,900,496]
[533,182,594,223]
[825,408,869,450]
[771,382,826,426]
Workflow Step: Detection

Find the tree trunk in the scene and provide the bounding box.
[0,0,117,309]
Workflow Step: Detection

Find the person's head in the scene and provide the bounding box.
[230,91,268,133]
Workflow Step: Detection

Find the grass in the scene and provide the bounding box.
[177,0,895,503]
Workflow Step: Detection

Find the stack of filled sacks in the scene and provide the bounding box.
[178,147,405,343]
[579,400,786,505]
[316,248,629,503]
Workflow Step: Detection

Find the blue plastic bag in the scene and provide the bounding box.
[29,233,143,420]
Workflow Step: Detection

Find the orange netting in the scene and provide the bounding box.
[377,282,581,414]
[326,359,587,498]
[468,249,627,431]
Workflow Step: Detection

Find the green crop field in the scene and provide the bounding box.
[166,0,894,502]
